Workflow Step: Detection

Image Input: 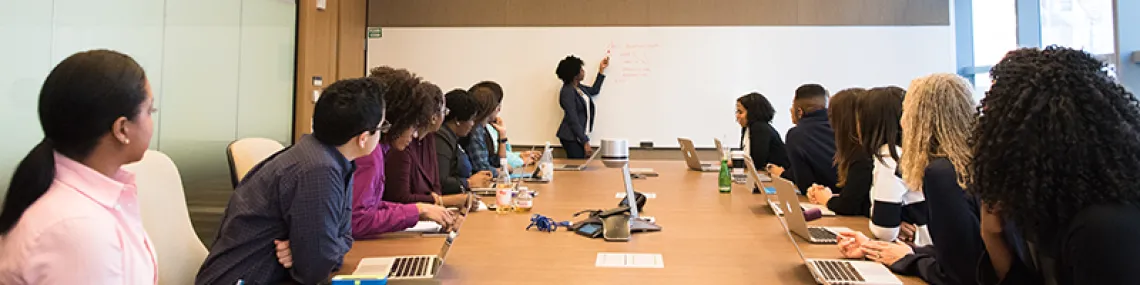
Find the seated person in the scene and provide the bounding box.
[469,81,539,171]
[839,73,981,285]
[436,89,493,194]
[767,84,839,193]
[861,87,930,244]
[195,78,384,284]
[0,50,159,284]
[379,71,472,208]
[348,66,460,239]
[806,88,873,216]
[734,92,789,173]
[465,85,505,176]
[974,47,1140,285]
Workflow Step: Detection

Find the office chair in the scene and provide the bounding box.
[226,137,285,188]
[123,150,208,285]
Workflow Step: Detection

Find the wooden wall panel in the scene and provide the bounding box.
[294,0,370,141]
[338,0,368,80]
[367,0,949,27]
[294,0,331,141]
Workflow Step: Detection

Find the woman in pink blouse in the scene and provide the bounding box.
[0,50,158,284]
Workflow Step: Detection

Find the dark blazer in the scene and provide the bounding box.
[888,158,983,285]
[382,136,441,204]
[783,109,839,193]
[741,121,790,168]
[556,73,606,143]
[435,126,468,195]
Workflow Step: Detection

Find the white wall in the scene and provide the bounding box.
[367,26,955,148]
[0,0,295,200]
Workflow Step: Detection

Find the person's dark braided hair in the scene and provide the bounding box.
[970,46,1140,240]
[368,66,439,142]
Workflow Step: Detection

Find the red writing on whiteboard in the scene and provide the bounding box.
[611,42,660,82]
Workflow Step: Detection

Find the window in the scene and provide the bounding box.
[968,0,1017,99]
[973,0,1018,67]
[1041,0,1115,55]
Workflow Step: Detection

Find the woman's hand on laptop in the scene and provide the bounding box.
[273,240,292,268]
[468,171,492,188]
[836,231,870,259]
[417,203,457,227]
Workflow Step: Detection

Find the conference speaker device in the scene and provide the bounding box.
[601,139,662,235]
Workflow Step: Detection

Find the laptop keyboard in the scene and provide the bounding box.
[814,260,865,282]
[389,256,431,278]
[808,227,837,241]
[563,164,580,168]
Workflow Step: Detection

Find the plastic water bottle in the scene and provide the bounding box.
[718,150,732,193]
[498,158,511,186]
[514,186,533,212]
[540,142,555,182]
[495,158,513,213]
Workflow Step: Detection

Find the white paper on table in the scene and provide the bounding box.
[595,253,665,268]
[402,221,443,233]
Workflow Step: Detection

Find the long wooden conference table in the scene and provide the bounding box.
[337,160,925,285]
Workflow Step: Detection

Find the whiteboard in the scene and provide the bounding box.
[367,26,955,148]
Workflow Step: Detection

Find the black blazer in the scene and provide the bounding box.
[556,73,606,143]
[434,126,465,195]
[740,121,790,168]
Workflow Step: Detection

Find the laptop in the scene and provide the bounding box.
[741,156,833,217]
[554,144,600,171]
[772,204,902,285]
[519,143,552,182]
[768,200,836,217]
[351,230,459,283]
[678,138,718,172]
[771,174,853,244]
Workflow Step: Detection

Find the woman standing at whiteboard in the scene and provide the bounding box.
[555,55,609,158]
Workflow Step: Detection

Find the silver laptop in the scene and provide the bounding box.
[742,156,833,217]
[746,155,851,244]
[520,143,552,181]
[772,205,902,285]
[767,200,837,217]
[350,230,459,283]
[554,145,600,171]
[678,138,719,172]
[772,175,852,244]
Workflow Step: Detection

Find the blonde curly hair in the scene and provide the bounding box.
[901,73,976,191]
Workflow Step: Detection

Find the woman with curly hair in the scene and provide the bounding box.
[555,55,609,158]
[735,92,789,173]
[348,66,461,239]
[840,73,983,285]
[974,46,1140,284]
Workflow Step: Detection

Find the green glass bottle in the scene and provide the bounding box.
[718,154,732,193]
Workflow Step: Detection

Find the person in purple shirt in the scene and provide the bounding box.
[348,66,459,239]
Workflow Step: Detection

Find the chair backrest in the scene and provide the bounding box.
[227,138,285,187]
[122,150,207,285]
